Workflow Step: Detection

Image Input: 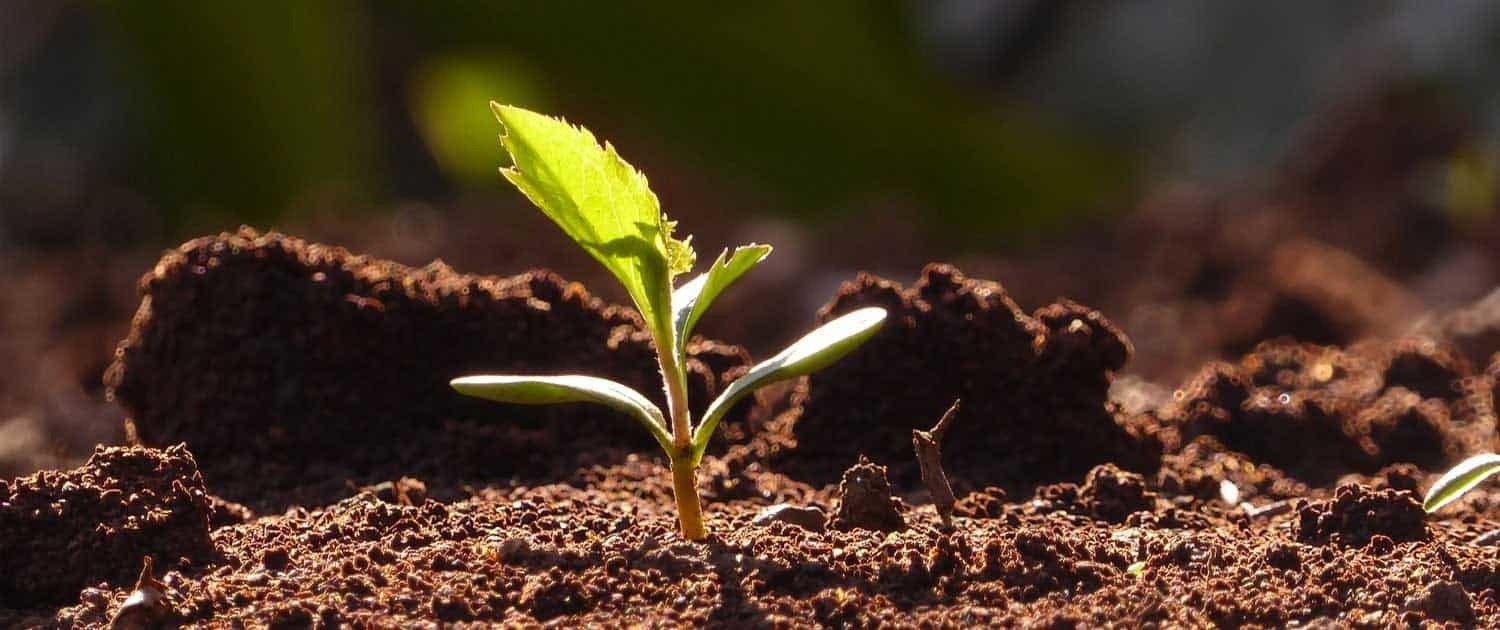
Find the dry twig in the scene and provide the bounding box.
[913,399,961,528]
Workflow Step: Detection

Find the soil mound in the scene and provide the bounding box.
[1076,464,1157,523]
[1155,436,1307,507]
[0,445,213,605]
[1295,483,1428,547]
[828,456,906,532]
[769,264,1161,490]
[104,228,750,509]
[1164,337,1498,483]
[1029,463,1165,525]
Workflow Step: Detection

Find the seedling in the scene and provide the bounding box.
[1422,453,1500,513]
[452,103,887,541]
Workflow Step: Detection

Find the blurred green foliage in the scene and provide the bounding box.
[1445,146,1498,225]
[99,0,1131,242]
[101,0,379,225]
[413,55,548,186]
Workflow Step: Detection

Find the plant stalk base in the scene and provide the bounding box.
[670,456,707,541]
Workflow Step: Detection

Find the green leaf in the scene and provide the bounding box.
[452,374,673,454]
[1423,452,1500,513]
[672,244,772,350]
[491,102,694,346]
[662,219,697,277]
[689,307,887,464]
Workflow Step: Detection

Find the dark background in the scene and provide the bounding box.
[2,1,1498,474]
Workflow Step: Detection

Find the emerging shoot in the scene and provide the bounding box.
[1422,452,1500,514]
[452,102,887,540]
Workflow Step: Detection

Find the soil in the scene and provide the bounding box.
[2,225,1499,626]
[102,228,752,513]
[6,86,1500,626]
[766,264,1161,494]
[0,445,214,606]
[1163,337,1497,485]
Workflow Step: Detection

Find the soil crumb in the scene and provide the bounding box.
[0,444,214,606]
[829,456,906,532]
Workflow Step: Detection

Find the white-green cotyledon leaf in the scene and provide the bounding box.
[1423,452,1500,513]
[451,374,674,454]
[689,307,887,464]
[672,244,772,352]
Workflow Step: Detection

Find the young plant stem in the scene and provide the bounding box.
[670,452,707,540]
[657,347,707,539]
[657,351,693,450]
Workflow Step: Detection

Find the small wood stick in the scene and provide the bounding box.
[110,556,169,629]
[913,399,961,528]
[929,398,959,442]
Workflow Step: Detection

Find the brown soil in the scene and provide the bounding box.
[103,228,751,512]
[766,264,1161,494]
[5,446,1499,627]
[4,231,1500,626]
[0,445,214,606]
[1163,337,1498,484]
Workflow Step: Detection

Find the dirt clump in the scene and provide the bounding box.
[1295,483,1428,547]
[1156,436,1307,506]
[0,444,214,606]
[772,264,1160,492]
[1077,464,1157,523]
[1164,337,1497,483]
[953,486,1010,519]
[1381,336,1473,400]
[751,504,826,532]
[1404,580,1477,624]
[361,477,429,507]
[104,228,750,510]
[829,456,906,532]
[1028,464,1160,525]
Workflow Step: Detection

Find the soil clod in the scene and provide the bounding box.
[0,444,214,605]
[1077,464,1157,523]
[1404,580,1476,624]
[1295,483,1428,546]
[1165,338,1498,482]
[829,456,906,532]
[750,503,827,532]
[775,264,1158,492]
[363,477,429,506]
